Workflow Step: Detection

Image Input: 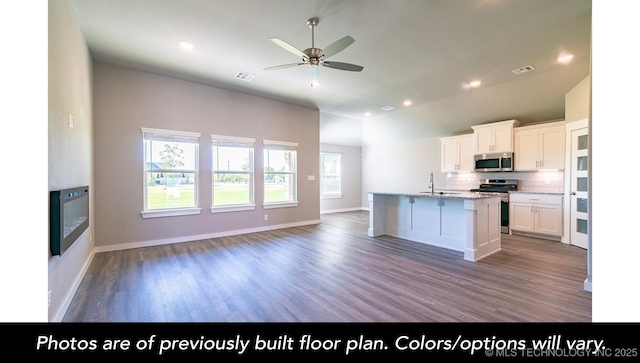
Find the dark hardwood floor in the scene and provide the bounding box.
[62,211,591,322]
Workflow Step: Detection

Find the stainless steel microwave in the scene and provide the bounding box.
[474,152,514,172]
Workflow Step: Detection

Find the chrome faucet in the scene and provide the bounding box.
[429,172,434,195]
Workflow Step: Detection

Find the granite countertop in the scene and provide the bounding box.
[368,191,498,199]
[509,191,564,195]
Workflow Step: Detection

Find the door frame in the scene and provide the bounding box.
[562,118,588,243]
[563,118,591,292]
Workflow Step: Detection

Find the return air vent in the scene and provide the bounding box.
[512,65,536,75]
[381,106,395,111]
[234,72,255,81]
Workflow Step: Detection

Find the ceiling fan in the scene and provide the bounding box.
[264,17,364,87]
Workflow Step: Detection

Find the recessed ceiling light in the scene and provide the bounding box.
[179,40,194,51]
[469,80,482,88]
[403,100,412,106]
[364,112,372,117]
[557,53,574,63]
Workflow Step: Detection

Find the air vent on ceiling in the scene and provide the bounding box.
[234,72,255,81]
[512,65,536,75]
[381,106,395,111]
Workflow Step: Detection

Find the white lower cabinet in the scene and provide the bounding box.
[509,193,563,237]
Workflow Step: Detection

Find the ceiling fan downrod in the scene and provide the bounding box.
[307,17,319,50]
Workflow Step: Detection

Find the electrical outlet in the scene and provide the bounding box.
[68,114,74,128]
[48,290,51,308]
[264,214,268,221]
[544,178,551,184]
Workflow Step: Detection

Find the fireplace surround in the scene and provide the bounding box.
[50,186,89,256]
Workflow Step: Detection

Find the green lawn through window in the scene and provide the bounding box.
[148,183,292,210]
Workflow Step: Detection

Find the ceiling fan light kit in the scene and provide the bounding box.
[265,17,364,87]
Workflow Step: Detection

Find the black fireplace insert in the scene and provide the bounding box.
[50,186,89,256]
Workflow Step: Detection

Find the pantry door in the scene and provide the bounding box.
[568,121,589,249]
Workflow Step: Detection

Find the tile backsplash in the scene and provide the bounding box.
[445,170,564,193]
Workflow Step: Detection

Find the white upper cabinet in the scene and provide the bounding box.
[440,134,474,172]
[471,119,520,154]
[514,124,565,171]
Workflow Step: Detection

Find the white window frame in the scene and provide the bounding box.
[140,127,202,218]
[263,139,299,209]
[211,134,256,213]
[320,152,343,199]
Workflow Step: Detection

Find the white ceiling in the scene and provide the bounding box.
[67,0,592,147]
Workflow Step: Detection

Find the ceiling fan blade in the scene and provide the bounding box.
[270,37,308,59]
[264,63,305,71]
[319,36,355,59]
[322,61,363,72]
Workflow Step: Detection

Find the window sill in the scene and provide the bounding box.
[321,194,343,199]
[210,204,256,214]
[263,201,299,209]
[141,207,202,219]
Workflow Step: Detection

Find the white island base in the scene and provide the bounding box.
[368,192,502,262]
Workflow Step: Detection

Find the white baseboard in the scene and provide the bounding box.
[320,207,368,215]
[51,247,96,322]
[94,219,322,253]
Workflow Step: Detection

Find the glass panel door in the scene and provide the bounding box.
[570,128,588,249]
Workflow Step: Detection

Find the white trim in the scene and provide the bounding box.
[93,219,322,253]
[211,134,255,144]
[321,194,343,199]
[210,204,256,213]
[584,277,592,292]
[320,207,367,215]
[263,201,299,209]
[141,207,202,218]
[50,232,96,322]
[141,127,201,138]
[563,118,589,245]
[263,139,299,147]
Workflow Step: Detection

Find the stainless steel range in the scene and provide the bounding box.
[470,179,518,234]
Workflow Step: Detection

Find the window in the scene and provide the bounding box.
[141,127,201,218]
[211,134,255,213]
[263,140,298,208]
[320,152,342,198]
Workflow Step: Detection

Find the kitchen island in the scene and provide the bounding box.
[368,191,502,261]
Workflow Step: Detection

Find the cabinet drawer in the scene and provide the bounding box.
[509,193,562,205]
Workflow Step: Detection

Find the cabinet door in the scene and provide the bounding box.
[441,138,459,172]
[458,137,474,172]
[492,126,513,153]
[514,130,539,171]
[474,128,494,154]
[535,204,563,236]
[539,127,565,170]
[510,203,534,232]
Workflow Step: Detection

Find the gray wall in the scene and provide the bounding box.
[48,0,94,322]
[320,143,363,213]
[93,63,320,249]
[361,136,444,208]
